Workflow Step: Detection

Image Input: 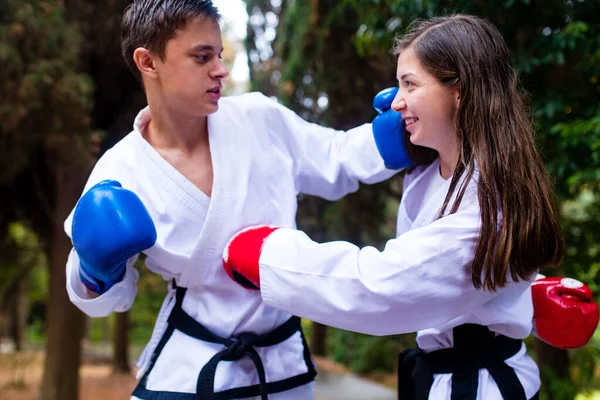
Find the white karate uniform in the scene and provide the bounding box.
[64,92,396,399]
[258,159,541,399]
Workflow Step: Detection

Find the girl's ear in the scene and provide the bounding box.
[452,81,461,107]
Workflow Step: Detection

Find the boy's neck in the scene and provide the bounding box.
[144,102,210,154]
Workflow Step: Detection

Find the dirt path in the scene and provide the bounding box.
[0,352,396,400]
[0,352,136,400]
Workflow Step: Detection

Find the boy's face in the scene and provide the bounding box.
[153,17,228,117]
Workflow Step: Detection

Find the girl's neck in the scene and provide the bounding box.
[438,148,459,180]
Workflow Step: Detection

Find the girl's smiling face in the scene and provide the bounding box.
[391,47,460,157]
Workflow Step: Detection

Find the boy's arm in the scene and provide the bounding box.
[256,90,410,201]
[292,121,396,200]
[64,153,151,318]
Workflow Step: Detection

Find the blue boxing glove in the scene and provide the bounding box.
[372,87,413,169]
[72,180,157,294]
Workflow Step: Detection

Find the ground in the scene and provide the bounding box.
[0,352,135,400]
[0,351,397,400]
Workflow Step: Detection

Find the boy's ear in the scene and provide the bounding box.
[133,47,158,80]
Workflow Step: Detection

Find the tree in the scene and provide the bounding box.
[0,1,95,399]
[62,0,146,149]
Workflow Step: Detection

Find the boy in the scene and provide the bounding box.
[65,1,404,399]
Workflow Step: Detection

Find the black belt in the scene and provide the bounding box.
[168,286,304,400]
[132,281,316,400]
[397,324,536,400]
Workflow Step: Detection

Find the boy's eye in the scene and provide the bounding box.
[196,54,210,62]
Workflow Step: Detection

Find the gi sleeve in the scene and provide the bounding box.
[65,249,139,317]
[259,209,505,336]
[63,149,139,317]
[253,93,398,200]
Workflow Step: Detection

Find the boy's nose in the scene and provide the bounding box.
[212,59,229,79]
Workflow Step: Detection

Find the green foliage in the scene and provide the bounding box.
[539,371,578,400]
[27,260,48,305]
[328,329,413,374]
[301,319,413,374]
[26,319,45,344]
[0,223,47,305]
[0,0,93,185]
[84,257,168,345]
[0,223,48,348]
[561,190,600,297]
[570,331,600,392]
[128,258,169,344]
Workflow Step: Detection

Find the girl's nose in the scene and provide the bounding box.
[391,95,406,112]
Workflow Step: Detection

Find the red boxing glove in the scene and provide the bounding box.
[222,225,280,290]
[532,277,599,349]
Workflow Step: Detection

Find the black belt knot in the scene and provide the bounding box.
[167,285,301,400]
[222,332,262,361]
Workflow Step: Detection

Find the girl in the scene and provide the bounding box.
[223,14,567,399]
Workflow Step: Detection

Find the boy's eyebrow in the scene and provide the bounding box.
[191,44,223,52]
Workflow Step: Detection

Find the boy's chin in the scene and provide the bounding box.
[205,102,220,114]
[192,100,219,116]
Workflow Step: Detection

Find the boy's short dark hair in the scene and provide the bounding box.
[122,0,221,80]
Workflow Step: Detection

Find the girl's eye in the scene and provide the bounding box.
[405,80,413,87]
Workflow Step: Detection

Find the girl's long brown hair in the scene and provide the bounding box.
[394,15,563,291]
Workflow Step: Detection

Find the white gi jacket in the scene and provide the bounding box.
[258,159,541,399]
[64,92,396,399]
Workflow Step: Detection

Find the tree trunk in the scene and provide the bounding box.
[113,311,130,373]
[310,322,328,357]
[0,309,6,348]
[39,165,87,400]
[8,277,28,352]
